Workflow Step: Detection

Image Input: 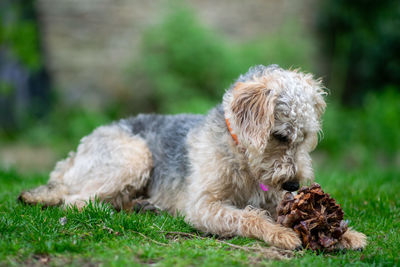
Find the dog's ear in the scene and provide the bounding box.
[313,87,327,119]
[229,78,278,150]
[306,75,327,119]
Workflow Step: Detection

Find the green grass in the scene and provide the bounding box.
[0,167,399,266]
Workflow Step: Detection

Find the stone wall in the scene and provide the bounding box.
[36,0,318,109]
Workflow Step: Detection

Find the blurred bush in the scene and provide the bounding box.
[127,5,399,169]
[319,88,400,168]
[129,5,316,114]
[0,0,51,133]
[317,0,400,105]
[0,1,41,70]
[1,2,398,170]
[5,107,112,155]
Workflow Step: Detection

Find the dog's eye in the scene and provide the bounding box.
[273,133,289,143]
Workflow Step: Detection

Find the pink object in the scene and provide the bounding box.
[260,183,269,191]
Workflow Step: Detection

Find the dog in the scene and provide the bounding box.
[19,65,366,250]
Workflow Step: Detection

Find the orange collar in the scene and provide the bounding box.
[225,117,239,145]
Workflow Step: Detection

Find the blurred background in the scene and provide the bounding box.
[0,0,399,174]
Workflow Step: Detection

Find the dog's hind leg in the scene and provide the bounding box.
[19,124,153,210]
[18,152,75,206]
[129,197,161,214]
[18,182,68,207]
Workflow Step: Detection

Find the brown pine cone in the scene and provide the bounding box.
[276,183,348,251]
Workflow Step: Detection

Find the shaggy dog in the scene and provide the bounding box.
[19,65,366,250]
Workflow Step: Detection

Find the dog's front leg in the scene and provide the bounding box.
[185,196,302,250]
[336,228,367,250]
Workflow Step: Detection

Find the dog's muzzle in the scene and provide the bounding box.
[282,181,300,192]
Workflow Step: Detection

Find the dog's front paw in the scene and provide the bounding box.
[337,229,367,250]
[265,226,302,250]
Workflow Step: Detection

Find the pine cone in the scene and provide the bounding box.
[276,183,348,251]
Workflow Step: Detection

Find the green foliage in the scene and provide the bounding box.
[0,0,41,70]
[1,1,398,173]
[319,89,400,167]
[238,22,317,72]
[317,0,400,104]
[0,100,125,159]
[132,5,316,114]
[0,107,112,156]
[131,4,399,167]
[0,81,14,96]
[135,5,238,114]
[0,0,49,133]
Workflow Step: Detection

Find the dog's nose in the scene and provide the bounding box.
[282,181,300,192]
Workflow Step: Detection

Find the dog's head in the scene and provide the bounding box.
[223,65,326,191]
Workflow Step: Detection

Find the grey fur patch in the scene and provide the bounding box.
[119,113,206,193]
